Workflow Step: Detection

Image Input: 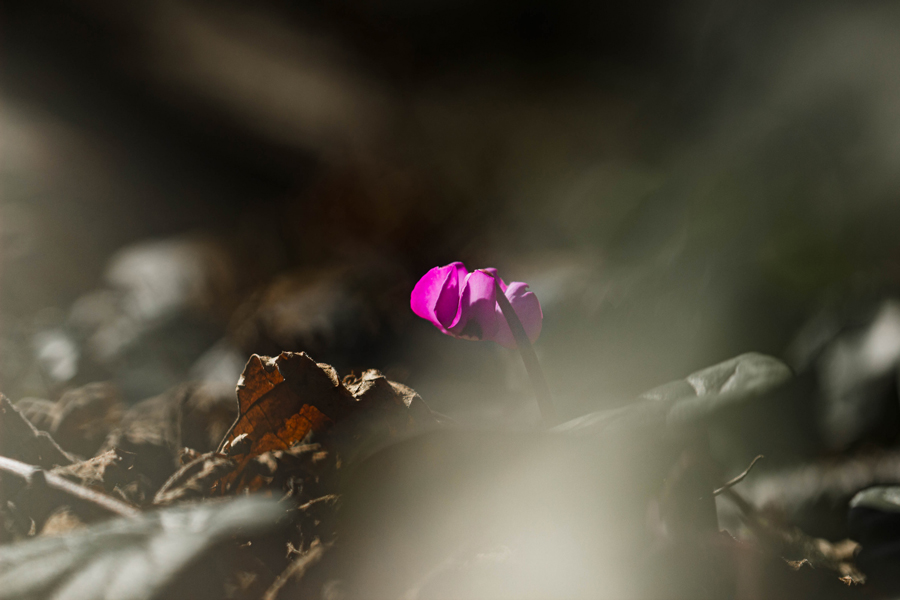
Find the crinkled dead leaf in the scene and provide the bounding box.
[15,384,125,460]
[215,353,443,493]
[742,509,865,584]
[242,443,334,498]
[330,369,447,467]
[215,352,356,493]
[50,448,136,495]
[0,451,140,535]
[153,452,236,506]
[51,382,125,458]
[180,382,238,453]
[100,382,237,495]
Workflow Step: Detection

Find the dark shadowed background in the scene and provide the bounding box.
[5,0,900,480]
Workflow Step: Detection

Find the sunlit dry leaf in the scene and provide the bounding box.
[215,352,356,493]
[216,353,443,494]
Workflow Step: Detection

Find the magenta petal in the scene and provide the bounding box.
[481,267,507,292]
[410,266,448,327]
[491,282,543,348]
[412,263,542,348]
[451,262,469,285]
[449,270,500,341]
[434,262,466,328]
[411,264,463,332]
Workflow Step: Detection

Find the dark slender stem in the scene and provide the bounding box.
[0,455,140,519]
[491,279,558,426]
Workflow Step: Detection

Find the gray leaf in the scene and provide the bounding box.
[850,486,900,514]
[553,353,792,437]
[664,352,792,428]
[0,496,282,600]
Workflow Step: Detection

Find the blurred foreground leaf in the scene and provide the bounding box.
[0,496,282,600]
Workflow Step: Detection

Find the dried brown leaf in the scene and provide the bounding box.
[50,448,136,494]
[100,387,186,492]
[51,382,124,458]
[100,382,237,495]
[241,443,335,498]
[180,382,238,453]
[215,352,356,493]
[153,452,236,506]
[215,353,443,496]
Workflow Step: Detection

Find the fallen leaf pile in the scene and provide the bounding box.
[0,351,441,599]
[0,351,880,599]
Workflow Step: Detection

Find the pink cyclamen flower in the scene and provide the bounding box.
[410,262,542,349]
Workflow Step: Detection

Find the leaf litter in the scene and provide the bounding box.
[0,350,877,599]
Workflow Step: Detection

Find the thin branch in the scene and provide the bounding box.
[491,279,558,426]
[714,455,764,496]
[0,455,140,519]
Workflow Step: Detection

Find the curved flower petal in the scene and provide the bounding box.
[480,267,507,292]
[411,263,542,348]
[491,282,543,348]
[410,263,466,332]
[435,262,468,328]
[450,270,500,341]
[451,262,469,284]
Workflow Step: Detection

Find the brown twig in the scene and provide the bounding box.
[714,455,764,496]
[490,278,558,426]
[0,455,140,519]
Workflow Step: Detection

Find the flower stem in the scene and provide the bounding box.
[492,279,559,426]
